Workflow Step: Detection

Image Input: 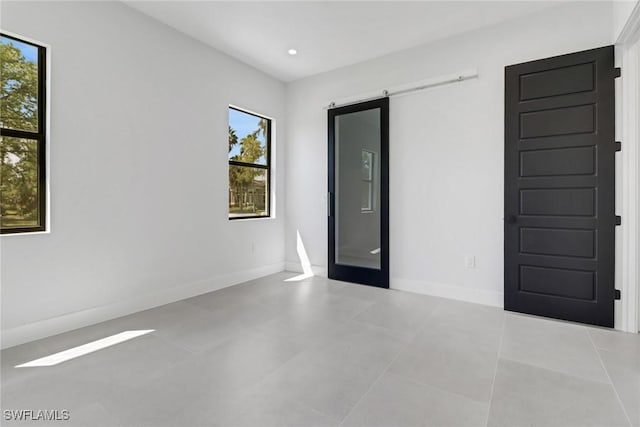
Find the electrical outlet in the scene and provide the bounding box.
[464,256,476,268]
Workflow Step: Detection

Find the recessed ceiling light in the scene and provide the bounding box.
[288,49,297,56]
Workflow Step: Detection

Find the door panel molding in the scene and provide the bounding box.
[505,46,616,327]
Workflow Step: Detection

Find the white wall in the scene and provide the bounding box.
[0,1,286,348]
[285,3,615,308]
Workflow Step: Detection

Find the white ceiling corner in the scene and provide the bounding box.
[123,0,564,82]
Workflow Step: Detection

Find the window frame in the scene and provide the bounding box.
[361,149,375,213]
[0,32,47,234]
[228,106,272,220]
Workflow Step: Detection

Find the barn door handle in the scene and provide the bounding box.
[505,215,517,224]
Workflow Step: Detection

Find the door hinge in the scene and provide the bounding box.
[615,141,621,152]
[614,67,622,78]
[615,215,622,226]
[615,289,621,300]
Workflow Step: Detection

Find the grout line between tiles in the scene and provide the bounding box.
[346,300,378,322]
[498,318,617,385]
[338,298,445,426]
[337,335,410,426]
[496,353,614,385]
[219,303,375,424]
[386,369,495,410]
[347,303,504,410]
[484,313,507,427]
[587,330,633,427]
[230,342,342,423]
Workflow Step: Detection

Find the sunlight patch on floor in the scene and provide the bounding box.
[285,230,314,282]
[15,330,155,367]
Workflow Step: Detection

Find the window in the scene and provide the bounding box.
[1,33,47,234]
[228,107,271,219]
[361,149,374,212]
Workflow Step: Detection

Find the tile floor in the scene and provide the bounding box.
[1,272,638,426]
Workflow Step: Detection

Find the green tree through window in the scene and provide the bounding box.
[0,33,46,233]
[228,107,270,219]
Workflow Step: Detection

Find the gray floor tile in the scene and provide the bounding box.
[335,317,415,344]
[186,293,286,330]
[258,352,375,422]
[307,293,374,322]
[175,384,339,427]
[254,308,350,349]
[501,313,609,383]
[3,273,634,427]
[388,301,503,403]
[1,340,60,388]
[281,277,348,295]
[429,299,505,338]
[225,388,338,427]
[329,281,390,302]
[343,372,488,427]
[116,301,216,331]
[353,291,441,336]
[2,371,144,426]
[589,327,640,354]
[259,282,368,322]
[599,348,640,426]
[2,373,99,417]
[152,311,249,354]
[154,330,303,395]
[111,330,304,425]
[66,403,124,427]
[299,320,407,384]
[389,336,498,404]
[487,358,630,427]
[4,333,190,396]
[59,334,191,386]
[415,299,505,351]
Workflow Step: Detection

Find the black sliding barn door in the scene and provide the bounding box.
[328,98,390,288]
[504,46,617,327]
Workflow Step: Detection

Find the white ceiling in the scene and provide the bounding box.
[124,1,562,82]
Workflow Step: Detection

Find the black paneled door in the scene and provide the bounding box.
[504,46,617,327]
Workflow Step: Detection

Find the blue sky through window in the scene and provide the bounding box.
[229,108,267,165]
[1,36,38,63]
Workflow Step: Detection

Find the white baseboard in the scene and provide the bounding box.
[284,261,327,277]
[1,262,285,350]
[283,261,503,308]
[392,278,504,308]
